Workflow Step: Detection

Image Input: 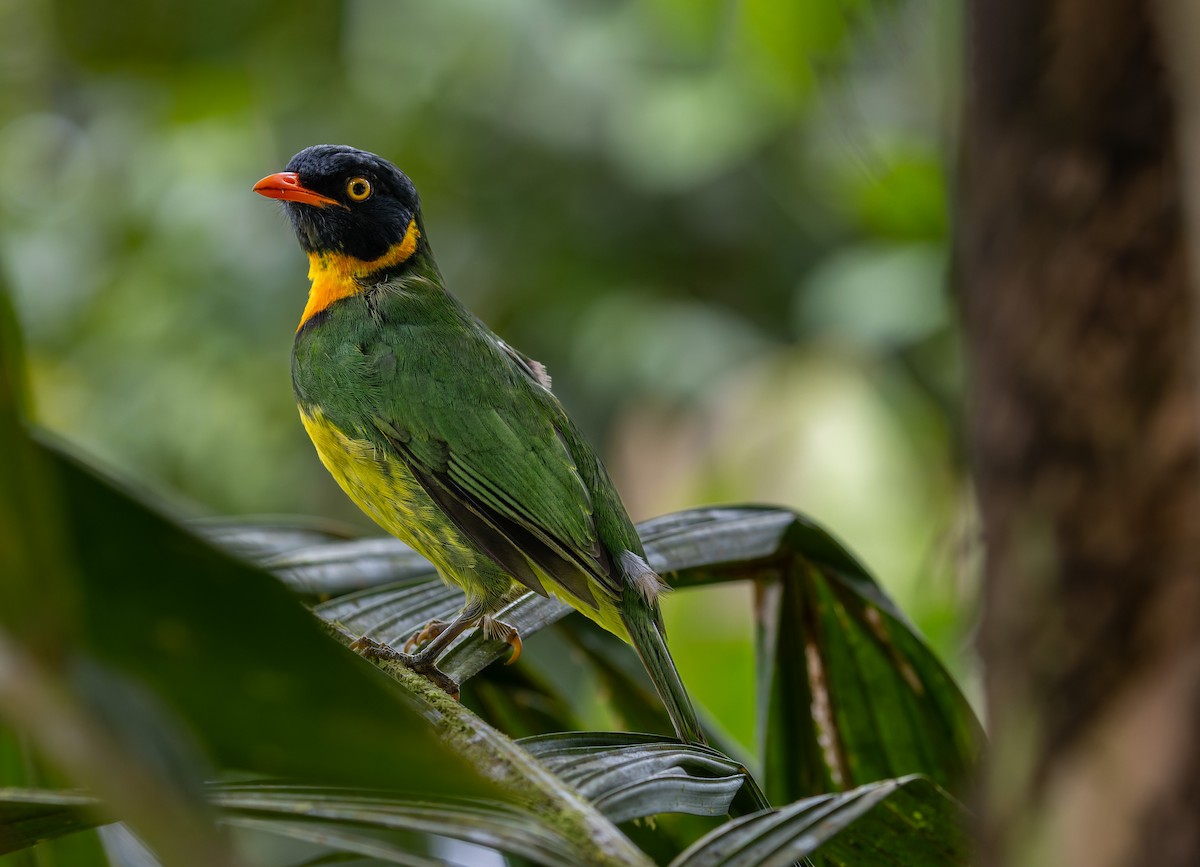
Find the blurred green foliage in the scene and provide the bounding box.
[0,0,971,755]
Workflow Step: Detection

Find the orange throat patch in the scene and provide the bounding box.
[298,219,421,330]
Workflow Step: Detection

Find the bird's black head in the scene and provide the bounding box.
[254,144,422,263]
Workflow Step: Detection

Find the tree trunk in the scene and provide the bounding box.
[961,1,1200,864]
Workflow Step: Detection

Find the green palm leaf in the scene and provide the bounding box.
[520,732,761,821]
[2,772,966,867]
[670,776,968,867]
[230,504,982,801]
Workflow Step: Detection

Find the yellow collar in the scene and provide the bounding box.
[298,219,421,331]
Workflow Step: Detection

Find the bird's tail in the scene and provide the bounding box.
[620,596,707,745]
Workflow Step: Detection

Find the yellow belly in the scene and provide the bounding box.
[298,405,478,581]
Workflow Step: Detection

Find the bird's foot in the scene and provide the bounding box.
[350,635,460,700]
[403,618,451,654]
[480,617,523,665]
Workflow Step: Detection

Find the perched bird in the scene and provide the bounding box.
[254,145,704,744]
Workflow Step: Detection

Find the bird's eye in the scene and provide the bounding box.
[346,177,372,202]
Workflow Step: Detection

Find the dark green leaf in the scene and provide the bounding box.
[459,659,586,740]
[225,505,979,804]
[764,531,978,800]
[555,618,681,739]
[193,516,357,565]
[0,790,99,856]
[1,281,238,865]
[0,734,111,867]
[2,775,968,867]
[37,437,494,800]
[552,618,755,774]
[215,785,582,867]
[0,266,76,653]
[314,575,460,646]
[272,538,445,600]
[520,733,753,823]
[221,816,445,867]
[669,776,969,867]
[640,507,982,800]
[640,508,801,583]
[0,784,612,867]
[231,535,421,597]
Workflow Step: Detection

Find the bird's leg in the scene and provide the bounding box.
[408,606,478,665]
[349,634,459,698]
[351,604,482,701]
[480,616,523,665]
[349,634,460,698]
[403,617,451,654]
[352,601,510,698]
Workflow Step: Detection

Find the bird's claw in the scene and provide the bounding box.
[350,635,460,700]
[351,634,404,661]
[481,618,523,665]
[504,630,522,665]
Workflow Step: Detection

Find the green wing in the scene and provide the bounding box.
[367,326,622,611]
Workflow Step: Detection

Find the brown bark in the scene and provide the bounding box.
[961,1,1200,864]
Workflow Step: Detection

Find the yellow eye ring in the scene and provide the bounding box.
[346,177,372,202]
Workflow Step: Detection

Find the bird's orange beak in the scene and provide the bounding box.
[252,172,345,208]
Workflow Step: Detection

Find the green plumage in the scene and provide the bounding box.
[261,144,704,744]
